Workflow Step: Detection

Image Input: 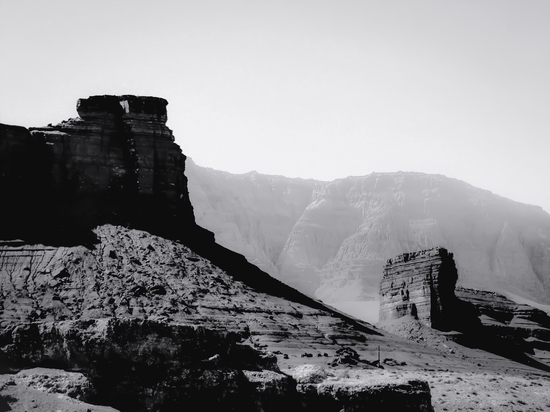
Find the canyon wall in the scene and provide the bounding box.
[379,248,550,366]
[187,165,550,307]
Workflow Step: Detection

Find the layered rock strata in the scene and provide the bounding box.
[1,95,199,244]
[379,248,459,329]
[0,225,437,410]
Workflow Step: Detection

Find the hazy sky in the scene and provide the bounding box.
[1,0,549,213]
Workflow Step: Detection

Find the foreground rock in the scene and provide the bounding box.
[291,365,433,411]
[0,368,117,412]
[1,318,290,411]
[1,95,198,245]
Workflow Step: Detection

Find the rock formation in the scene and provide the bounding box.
[1,95,200,245]
[379,248,459,329]
[186,164,550,311]
[0,96,436,411]
[456,287,550,356]
[379,248,550,370]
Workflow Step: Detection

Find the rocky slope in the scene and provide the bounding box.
[0,96,438,411]
[187,163,550,311]
[0,223,439,411]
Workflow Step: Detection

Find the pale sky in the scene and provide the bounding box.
[1,0,549,213]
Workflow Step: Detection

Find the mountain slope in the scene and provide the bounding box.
[187,163,550,313]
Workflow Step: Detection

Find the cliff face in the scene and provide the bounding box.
[1,95,197,245]
[186,159,318,277]
[0,124,53,242]
[379,248,459,329]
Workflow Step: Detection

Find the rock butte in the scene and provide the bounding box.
[379,247,458,329]
[379,247,550,368]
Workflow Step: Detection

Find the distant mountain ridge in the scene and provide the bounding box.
[186,160,550,310]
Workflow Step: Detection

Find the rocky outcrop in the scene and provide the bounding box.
[0,368,115,412]
[0,124,53,242]
[0,224,436,410]
[290,365,433,411]
[296,378,433,412]
[0,224,378,353]
[379,248,459,329]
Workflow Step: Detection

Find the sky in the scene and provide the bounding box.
[1,0,549,214]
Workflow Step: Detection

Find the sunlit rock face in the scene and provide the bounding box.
[187,166,550,306]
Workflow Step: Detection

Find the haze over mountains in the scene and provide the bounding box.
[187,159,550,320]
